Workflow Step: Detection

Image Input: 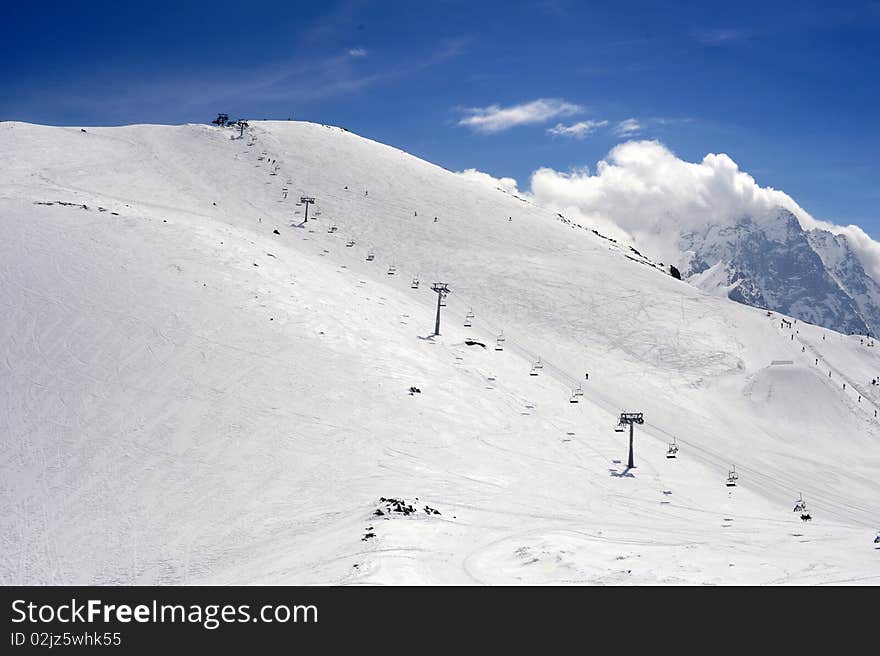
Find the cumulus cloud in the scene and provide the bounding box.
[464,139,880,282]
[455,168,522,195]
[458,98,583,133]
[547,120,609,138]
[614,118,642,137]
[348,48,368,57]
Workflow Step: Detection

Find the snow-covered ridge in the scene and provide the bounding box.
[681,208,875,336]
[1,120,878,585]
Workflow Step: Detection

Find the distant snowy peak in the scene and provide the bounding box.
[679,207,873,335]
[807,228,880,336]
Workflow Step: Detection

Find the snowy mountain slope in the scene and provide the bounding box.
[1,120,878,584]
[681,208,871,336]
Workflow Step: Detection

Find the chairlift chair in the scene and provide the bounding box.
[464,309,474,327]
[529,366,539,376]
[726,465,738,487]
[569,389,579,403]
[411,277,420,289]
[345,240,355,247]
[793,493,807,513]
[387,265,397,275]
[666,438,679,459]
[328,225,337,233]
[533,357,543,370]
[874,532,880,544]
[495,332,505,351]
[366,251,375,262]
[800,512,812,522]
[614,417,625,432]
[574,385,584,397]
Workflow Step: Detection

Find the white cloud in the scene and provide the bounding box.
[547,120,609,138]
[458,98,583,133]
[693,28,754,45]
[529,140,796,240]
[455,168,522,195]
[614,118,642,137]
[348,48,368,57]
[459,139,880,282]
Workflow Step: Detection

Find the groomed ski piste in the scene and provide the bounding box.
[1,120,878,585]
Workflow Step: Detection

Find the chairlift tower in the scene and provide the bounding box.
[299,196,316,222]
[617,412,644,470]
[431,283,450,335]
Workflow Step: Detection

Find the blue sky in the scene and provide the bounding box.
[3,0,878,232]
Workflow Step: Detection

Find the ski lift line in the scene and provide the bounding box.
[442,289,877,527]
[672,432,877,524]
[394,291,871,521]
